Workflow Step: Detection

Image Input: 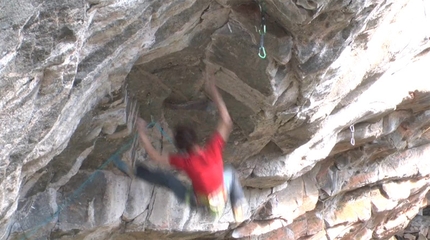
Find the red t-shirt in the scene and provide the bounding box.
[169,132,225,195]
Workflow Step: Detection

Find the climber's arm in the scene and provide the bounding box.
[206,65,233,142]
[136,118,170,166]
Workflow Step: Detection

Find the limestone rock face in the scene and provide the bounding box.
[1,0,430,239]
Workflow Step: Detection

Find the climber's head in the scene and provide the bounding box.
[174,124,198,153]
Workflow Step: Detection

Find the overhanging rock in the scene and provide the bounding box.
[1,0,430,239]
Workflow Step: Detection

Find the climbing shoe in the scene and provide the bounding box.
[232,204,244,223]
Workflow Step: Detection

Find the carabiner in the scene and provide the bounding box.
[258,46,267,59]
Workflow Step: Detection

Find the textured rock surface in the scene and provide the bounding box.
[1,0,430,239]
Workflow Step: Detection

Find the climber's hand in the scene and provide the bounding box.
[136,118,147,133]
[203,61,232,142]
[135,117,170,167]
[203,59,219,77]
[206,65,218,77]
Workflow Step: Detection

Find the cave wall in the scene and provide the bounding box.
[1,0,430,239]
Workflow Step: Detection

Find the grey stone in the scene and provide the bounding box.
[1,0,430,239]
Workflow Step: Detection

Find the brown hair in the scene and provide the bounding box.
[174,124,198,152]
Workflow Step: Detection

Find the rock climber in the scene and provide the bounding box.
[117,64,246,222]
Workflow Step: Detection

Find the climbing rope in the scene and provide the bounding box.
[147,120,175,147]
[19,136,135,240]
[19,83,176,239]
[256,0,267,59]
[19,119,173,240]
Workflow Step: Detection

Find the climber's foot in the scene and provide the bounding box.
[233,204,244,223]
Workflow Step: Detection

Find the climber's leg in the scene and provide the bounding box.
[223,165,246,222]
[135,164,197,207]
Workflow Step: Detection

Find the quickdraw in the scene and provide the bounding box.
[256,0,267,59]
[350,125,355,146]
